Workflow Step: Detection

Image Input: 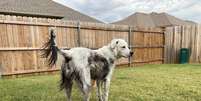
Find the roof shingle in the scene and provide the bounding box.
[0,0,102,23]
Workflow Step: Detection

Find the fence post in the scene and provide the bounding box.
[128,26,132,66]
[162,27,166,64]
[77,21,81,47]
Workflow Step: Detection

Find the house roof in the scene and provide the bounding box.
[0,0,102,23]
[112,12,196,27]
[112,12,156,27]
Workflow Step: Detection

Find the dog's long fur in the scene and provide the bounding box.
[41,29,58,66]
[42,29,133,101]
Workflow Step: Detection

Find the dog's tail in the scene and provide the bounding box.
[41,29,71,66]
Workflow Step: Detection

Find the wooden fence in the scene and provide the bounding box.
[165,24,201,63]
[0,15,164,76]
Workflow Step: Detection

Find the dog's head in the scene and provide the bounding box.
[110,39,133,58]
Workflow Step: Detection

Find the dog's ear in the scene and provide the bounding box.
[110,39,119,49]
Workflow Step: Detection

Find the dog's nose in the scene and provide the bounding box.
[130,52,134,56]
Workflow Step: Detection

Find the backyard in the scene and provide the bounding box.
[1,64,201,101]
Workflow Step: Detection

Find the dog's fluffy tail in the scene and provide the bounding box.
[41,29,71,66]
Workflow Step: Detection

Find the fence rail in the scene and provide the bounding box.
[0,15,164,76]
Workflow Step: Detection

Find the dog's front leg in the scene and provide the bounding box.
[102,66,114,101]
[102,79,111,101]
[96,80,103,101]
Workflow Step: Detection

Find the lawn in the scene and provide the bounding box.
[1,64,201,101]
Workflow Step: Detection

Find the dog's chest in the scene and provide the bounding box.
[88,53,114,80]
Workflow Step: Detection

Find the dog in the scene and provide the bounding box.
[42,29,133,101]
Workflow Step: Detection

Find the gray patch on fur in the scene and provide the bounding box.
[60,57,73,90]
[60,56,84,91]
[88,52,113,80]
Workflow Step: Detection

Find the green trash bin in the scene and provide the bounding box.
[179,48,190,64]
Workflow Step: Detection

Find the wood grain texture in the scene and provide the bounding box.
[165,25,201,63]
[0,15,165,76]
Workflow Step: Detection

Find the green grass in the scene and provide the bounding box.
[1,64,201,101]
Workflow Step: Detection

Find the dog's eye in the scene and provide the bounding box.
[122,46,126,48]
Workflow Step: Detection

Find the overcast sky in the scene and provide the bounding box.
[54,0,201,23]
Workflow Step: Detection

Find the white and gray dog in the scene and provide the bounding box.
[42,30,133,101]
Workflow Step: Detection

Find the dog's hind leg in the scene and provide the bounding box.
[83,83,91,101]
[65,81,73,101]
[75,79,91,101]
[60,62,73,101]
[75,68,92,101]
